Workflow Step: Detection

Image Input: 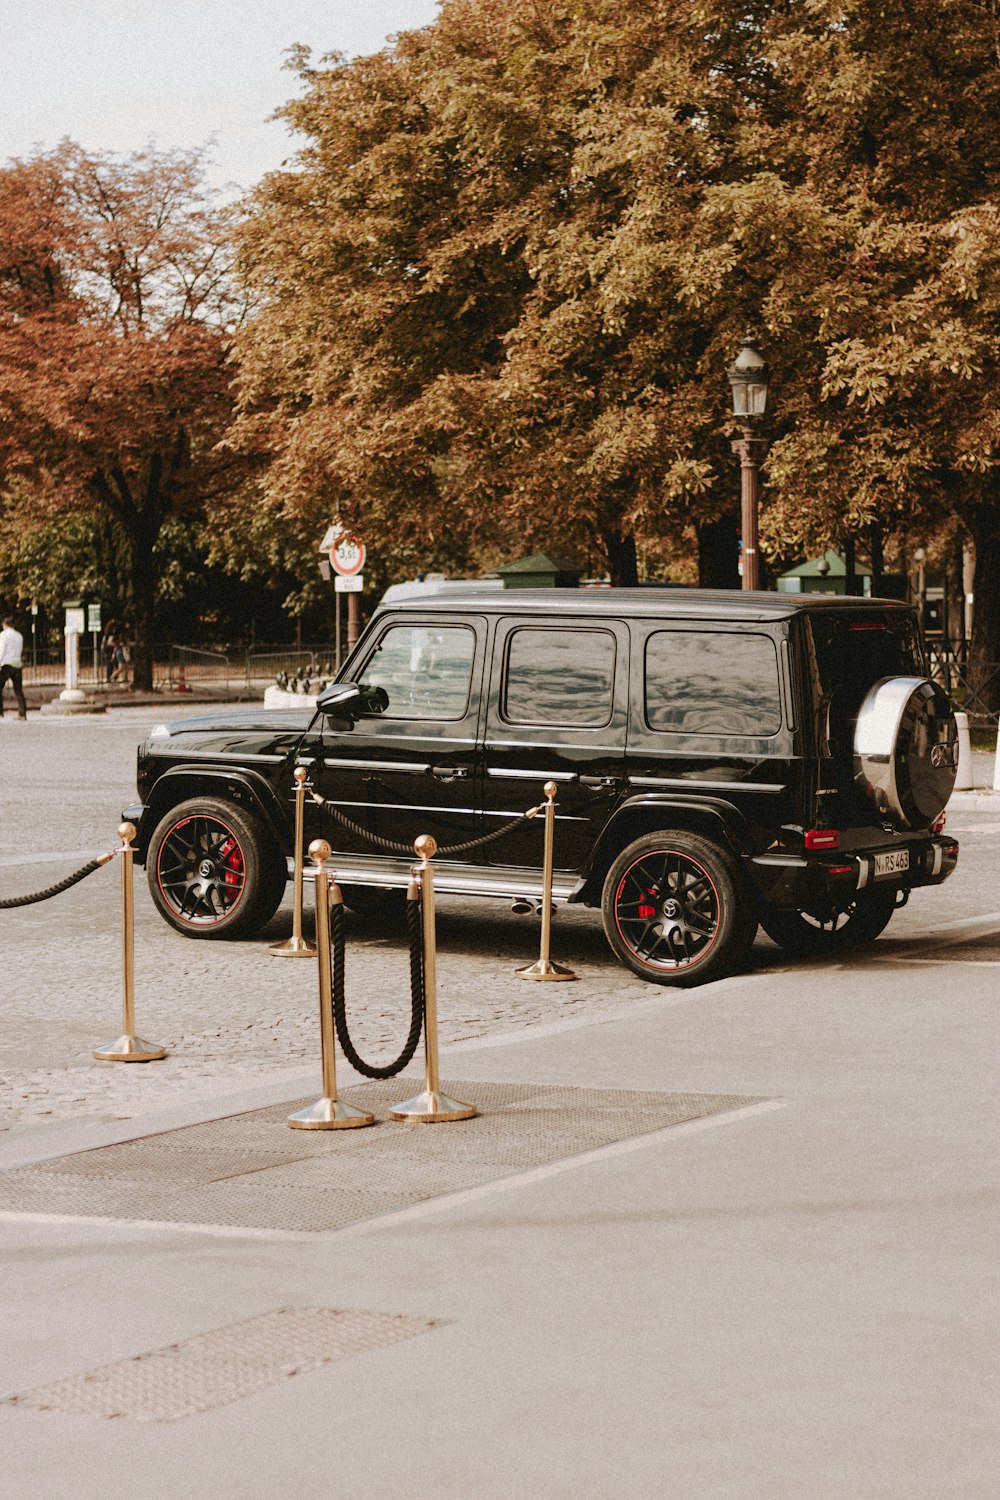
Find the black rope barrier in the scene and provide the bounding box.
[0,852,116,909]
[316,798,542,858]
[330,881,425,1079]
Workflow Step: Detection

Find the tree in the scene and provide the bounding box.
[667,0,1000,682]
[0,142,248,687]
[236,0,1000,676]
[235,4,749,584]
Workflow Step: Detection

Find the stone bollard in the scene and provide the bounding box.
[954,711,974,791]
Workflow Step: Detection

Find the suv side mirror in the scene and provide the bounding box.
[316,682,363,724]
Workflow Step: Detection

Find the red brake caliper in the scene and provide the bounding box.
[220,836,244,901]
[638,886,657,919]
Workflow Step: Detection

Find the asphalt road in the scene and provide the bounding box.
[2,707,998,1138]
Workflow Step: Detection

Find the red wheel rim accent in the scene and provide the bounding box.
[613,849,721,970]
[155,813,248,926]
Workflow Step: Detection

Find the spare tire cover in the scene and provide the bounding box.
[853,677,958,828]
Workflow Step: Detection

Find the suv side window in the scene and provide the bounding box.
[645,630,781,736]
[357,623,475,721]
[503,627,617,727]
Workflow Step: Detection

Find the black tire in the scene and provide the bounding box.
[601,831,753,986]
[147,797,283,939]
[759,886,897,955]
[339,885,407,923]
[257,845,289,930]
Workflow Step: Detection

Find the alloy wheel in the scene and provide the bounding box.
[613,848,720,970]
[154,813,247,926]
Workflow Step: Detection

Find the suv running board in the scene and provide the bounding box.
[286,854,580,904]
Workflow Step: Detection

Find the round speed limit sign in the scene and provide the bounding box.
[330,534,366,577]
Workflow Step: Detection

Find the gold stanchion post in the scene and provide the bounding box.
[94,823,167,1062]
[269,766,317,957]
[516,782,577,981]
[288,840,374,1130]
[391,836,476,1123]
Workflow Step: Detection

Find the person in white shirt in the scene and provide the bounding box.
[0,616,28,718]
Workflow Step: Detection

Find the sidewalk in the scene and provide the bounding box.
[0,932,995,1498]
[948,747,997,809]
[19,681,262,712]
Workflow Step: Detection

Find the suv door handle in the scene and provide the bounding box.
[432,764,470,782]
[578,775,620,791]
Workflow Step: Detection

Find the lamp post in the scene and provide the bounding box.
[727,331,771,592]
[913,546,926,628]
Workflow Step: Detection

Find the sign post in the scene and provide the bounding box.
[87,603,102,685]
[320,525,367,663]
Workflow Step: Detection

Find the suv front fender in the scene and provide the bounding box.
[578,794,756,904]
[132,766,291,864]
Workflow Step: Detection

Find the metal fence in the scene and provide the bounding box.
[154,645,234,696]
[928,648,1000,727]
[21,643,107,690]
[244,645,336,690]
[19,641,340,695]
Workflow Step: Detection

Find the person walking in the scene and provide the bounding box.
[0,615,28,719]
[101,621,119,684]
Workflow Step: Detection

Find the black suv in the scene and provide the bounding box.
[127,589,959,986]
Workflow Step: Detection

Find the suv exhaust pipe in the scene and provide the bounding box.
[511,898,556,917]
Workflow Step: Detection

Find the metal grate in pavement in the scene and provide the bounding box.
[2,1306,442,1422]
[0,1080,761,1234]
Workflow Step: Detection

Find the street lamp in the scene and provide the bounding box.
[913,545,926,627]
[727,331,771,591]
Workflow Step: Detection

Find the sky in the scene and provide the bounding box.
[1,0,442,193]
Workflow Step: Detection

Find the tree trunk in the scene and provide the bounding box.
[94,468,161,693]
[604,530,639,587]
[967,513,1000,714]
[120,509,160,692]
[869,522,885,599]
[697,516,740,589]
[130,562,156,691]
[843,534,863,597]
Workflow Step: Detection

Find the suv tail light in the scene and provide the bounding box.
[805,828,840,851]
[931,812,947,834]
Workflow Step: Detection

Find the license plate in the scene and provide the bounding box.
[874,849,910,878]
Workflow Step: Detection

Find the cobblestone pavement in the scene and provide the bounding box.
[1,709,997,1134]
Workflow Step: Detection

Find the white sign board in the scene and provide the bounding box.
[335,574,364,593]
[64,608,86,634]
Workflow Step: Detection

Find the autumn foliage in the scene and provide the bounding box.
[236,0,1000,673]
[0,143,246,686]
[2,2,999,685]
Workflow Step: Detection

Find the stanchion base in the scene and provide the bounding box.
[515,958,578,982]
[268,935,317,958]
[93,1034,167,1063]
[390,1089,477,1123]
[287,1097,375,1130]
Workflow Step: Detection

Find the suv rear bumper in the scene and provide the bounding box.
[750,834,959,910]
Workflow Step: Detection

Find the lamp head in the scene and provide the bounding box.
[727,331,770,420]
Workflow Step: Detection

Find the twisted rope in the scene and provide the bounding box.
[316,799,542,858]
[0,851,116,909]
[329,885,425,1079]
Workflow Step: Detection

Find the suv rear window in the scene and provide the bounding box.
[808,611,924,754]
[645,630,781,736]
[503,627,616,727]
